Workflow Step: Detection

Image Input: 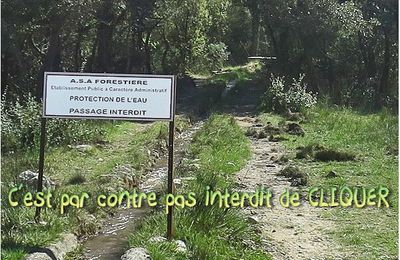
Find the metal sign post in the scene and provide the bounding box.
[36,73,177,239]
[167,120,175,240]
[167,76,176,240]
[34,117,47,223]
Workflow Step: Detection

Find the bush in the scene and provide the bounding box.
[1,94,41,152]
[205,42,230,71]
[262,74,317,113]
[190,42,230,74]
[1,94,108,153]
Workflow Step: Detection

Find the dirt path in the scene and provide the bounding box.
[235,117,347,260]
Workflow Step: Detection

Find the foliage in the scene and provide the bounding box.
[204,42,230,71]
[262,74,317,113]
[1,0,397,109]
[1,94,108,153]
[258,0,397,108]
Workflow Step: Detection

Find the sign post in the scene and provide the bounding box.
[167,120,175,240]
[37,72,176,238]
[34,117,47,223]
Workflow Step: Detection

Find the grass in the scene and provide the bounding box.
[1,117,190,260]
[128,114,271,259]
[260,105,398,259]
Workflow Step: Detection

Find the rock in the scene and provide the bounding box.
[248,216,259,224]
[48,233,78,259]
[26,233,78,260]
[173,179,182,187]
[26,253,52,260]
[18,170,55,189]
[74,144,93,152]
[148,237,186,253]
[180,177,195,182]
[121,248,151,260]
[175,240,187,253]
[149,236,167,243]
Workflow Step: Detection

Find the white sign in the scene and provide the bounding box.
[43,72,175,121]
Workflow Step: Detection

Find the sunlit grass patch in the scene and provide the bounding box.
[128,114,271,259]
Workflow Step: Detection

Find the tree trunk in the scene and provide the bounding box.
[74,25,84,71]
[95,0,114,73]
[37,14,64,100]
[378,29,391,106]
[144,31,152,73]
[249,4,260,56]
[161,30,171,74]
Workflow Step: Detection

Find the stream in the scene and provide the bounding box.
[82,121,202,260]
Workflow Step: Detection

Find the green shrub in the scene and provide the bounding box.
[1,94,41,152]
[1,94,108,153]
[205,42,230,71]
[262,74,317,113]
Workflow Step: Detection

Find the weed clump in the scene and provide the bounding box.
[257,130,268,139]
[278,155,289,163]
[269,135,289,142]
[296,144,355,161]
[295,144,325,159]
[314,149,355,162]
[245,127,257,137]
[285,123,305,136]
[278,166,308,186]
[67,173,87,185]
[325,170,338,178]
[264,123,282,135]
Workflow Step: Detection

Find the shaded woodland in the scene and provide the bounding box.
[2,0,398,108]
